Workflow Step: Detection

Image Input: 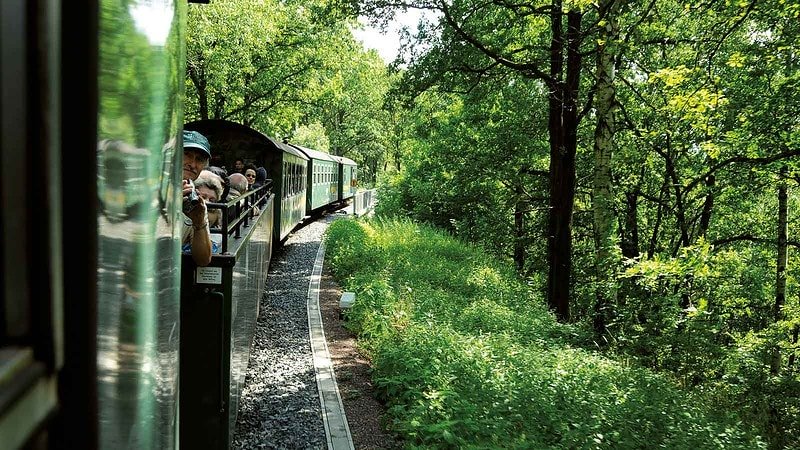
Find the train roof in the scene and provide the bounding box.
[287,143,336,163]
[330,154,357,166]
[184,119,308,161]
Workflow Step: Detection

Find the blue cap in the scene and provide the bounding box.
[183,130,211,158]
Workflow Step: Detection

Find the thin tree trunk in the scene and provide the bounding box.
[658,141,692,308]
[621,189,640,258]
[772,166,788,374]
[187,54,209,120]
[514,181,525,272]
[647,176,668,259]
[698,173,715,238]
[788,324,798,371]
[592,0,620,337]
[658,142,690,253]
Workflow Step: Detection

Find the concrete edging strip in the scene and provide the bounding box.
[307,240,355,450]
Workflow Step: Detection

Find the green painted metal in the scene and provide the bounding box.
[289,144,338,211]
[332,155,357,201]
[279,152,307,240]
[308,160,337,210]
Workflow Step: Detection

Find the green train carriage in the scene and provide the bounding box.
[289,143,338,212]
[332,155,358,202]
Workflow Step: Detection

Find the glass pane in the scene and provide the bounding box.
[95,1,185,448]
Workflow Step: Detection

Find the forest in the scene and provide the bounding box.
[185,1,799,447]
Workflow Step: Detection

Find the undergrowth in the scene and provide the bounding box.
[325,217,765,449]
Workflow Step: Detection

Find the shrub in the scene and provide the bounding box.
[326,218,765,449]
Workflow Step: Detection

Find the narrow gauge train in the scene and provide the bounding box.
[0,1,355,449]
[178,119,357,449]
[185,119,358,246]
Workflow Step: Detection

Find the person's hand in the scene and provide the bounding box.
[183,179,207,225]
[187,196,207,225]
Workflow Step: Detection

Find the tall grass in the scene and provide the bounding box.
[325,218,764,449]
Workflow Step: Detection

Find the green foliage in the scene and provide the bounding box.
[617,242,800,447]
[186,0,394,177]
[292,122,331,152]
[190,0,800,446]
[325,218,765,448]
[361,1,800,447]
[715,324,800,450]
[372,81,550,272]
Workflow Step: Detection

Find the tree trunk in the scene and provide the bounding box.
[621,189,640,258]
[187,54,209,120]
[546,5,582,322]
[514,181,525,272]
[592,0,620,336]
[788,324,798,371]
[647,177,668,259]
[698,173,715,238]
[659,142,690,254]
[776,166,788,321]
[772,166,788,374]
[659,141,691,308]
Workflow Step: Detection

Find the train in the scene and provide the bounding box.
[184,119,358,245]
[0,1,360,449]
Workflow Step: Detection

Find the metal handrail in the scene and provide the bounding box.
[205,180,273,254]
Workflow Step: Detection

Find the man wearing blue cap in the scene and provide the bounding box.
[182,130,213,266]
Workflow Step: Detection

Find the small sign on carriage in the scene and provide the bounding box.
[196,266,222,284]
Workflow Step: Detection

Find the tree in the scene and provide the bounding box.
[186,0,353,136]
[591,0,623,336]
[353,0,615,320]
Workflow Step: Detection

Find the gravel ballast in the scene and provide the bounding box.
[232,220,330,449]
[232,211,396,450]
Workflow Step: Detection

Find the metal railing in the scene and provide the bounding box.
[353,189,377,217]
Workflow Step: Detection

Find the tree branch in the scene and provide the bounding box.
[712,234,800,249]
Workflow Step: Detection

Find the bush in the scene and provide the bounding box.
[325,218,765,449]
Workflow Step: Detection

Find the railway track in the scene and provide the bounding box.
[233,212,354,449]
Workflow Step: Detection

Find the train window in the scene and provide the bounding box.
[283,161,288,198]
